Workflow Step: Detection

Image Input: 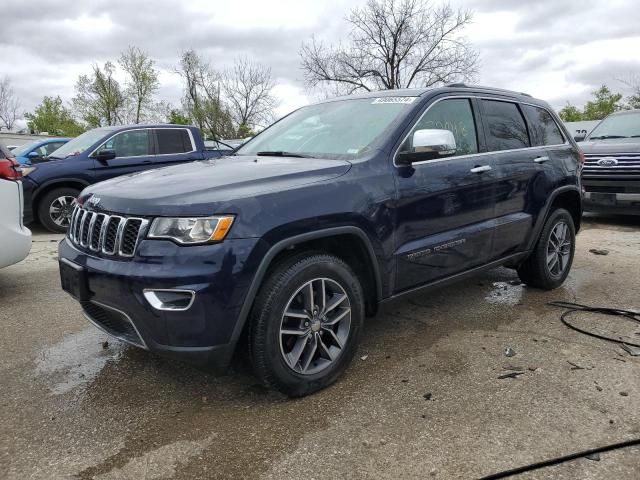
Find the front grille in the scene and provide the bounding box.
[582,153,640,181]
[82,301,145,348]
[68,206,149,258]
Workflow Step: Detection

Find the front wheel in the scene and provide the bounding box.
[249,253,364,397]
[517,208,576,290]
[37,187,79,233]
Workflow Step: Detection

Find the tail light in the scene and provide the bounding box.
[0,158,22,180]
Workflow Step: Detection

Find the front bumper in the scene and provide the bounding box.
[59,236,263,368]
[584,192,640,215]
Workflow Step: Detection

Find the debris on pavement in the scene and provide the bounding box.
[567,361,586,370]
[101,341,109,349]
[360,355,368,361]
[619,391,629,397]
[423,393,433,400]
[621,343,640,356]
[589,248,609,255]
[504,347,516,357]
[497,372,525,379]
[503,365,525,371]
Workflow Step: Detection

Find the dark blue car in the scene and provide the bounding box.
[21,125,223,232]
[12,137,70,165]
[58,85,583,396]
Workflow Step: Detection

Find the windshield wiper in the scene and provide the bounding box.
[256,151,315,158]
[589,135,628,140]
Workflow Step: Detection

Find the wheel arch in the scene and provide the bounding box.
[227,226,382,362]
[32,179,89,220]
[525,185,582,252]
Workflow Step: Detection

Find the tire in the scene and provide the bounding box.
[249,252,364,397]
[37,187,80,233]
[517,208,576,290]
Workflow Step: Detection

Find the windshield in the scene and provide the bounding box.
[50,128,114,158]
[588,111,640,139]
[11,141,40,157]
[236,97,417,159]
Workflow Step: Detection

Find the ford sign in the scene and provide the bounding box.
[597,157,618,167]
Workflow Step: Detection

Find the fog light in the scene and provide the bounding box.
[143,289,195,311]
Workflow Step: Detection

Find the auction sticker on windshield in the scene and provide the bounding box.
[371,97,417,104]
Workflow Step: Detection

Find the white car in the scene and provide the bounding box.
[0,144,31,268]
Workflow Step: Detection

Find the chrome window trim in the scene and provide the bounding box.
[87,127,196,160]
[392,95,570,168]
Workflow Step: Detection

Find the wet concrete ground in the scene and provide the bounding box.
[1,217,639,479]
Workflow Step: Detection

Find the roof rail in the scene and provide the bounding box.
[444,83,532,98]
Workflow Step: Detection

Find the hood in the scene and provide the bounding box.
[80,155,352,216]
[580,138,640,154]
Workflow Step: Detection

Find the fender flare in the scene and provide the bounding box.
[525,185,582,251]
[225,226,383,359]
[32,178,91,205]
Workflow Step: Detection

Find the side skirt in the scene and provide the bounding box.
[380,251,530,304]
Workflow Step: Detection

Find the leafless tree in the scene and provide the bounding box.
[300,0,479,94]
[0,76,20,131]
[176,49,235,140]
[618,73,640,109]
[119,46,160,124]
[222,57,277,135]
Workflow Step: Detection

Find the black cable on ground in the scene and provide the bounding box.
[478,438,640,479]
[548,300,640,348]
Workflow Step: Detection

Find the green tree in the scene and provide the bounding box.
[168,109,191,125]
[558,102,584,122]
[72,61,126,127]
[25,96,85,136]
[119,46,160,124]
[582,85,623,120]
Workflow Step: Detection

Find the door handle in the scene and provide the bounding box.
[470,165,492,173]
[534,156,550,163]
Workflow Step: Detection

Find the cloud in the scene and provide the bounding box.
[1,0,639,119]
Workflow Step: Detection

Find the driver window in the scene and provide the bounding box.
[100,130,150,158]
[401,98,479,157]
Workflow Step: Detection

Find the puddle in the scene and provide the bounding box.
[35,327,125,395]
[484,281,524,306]
[94,435,217,479]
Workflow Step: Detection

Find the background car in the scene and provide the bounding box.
[21,125,226,232]
[12,138,71,165]
[580,109,640,215]
[0,142,31,269]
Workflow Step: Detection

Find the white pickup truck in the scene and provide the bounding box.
[0,143,31,268]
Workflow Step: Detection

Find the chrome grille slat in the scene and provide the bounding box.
[581,153,640,178]
[66,206,148,259]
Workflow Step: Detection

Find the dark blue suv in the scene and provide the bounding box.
[58,85,583,396]
[21,125,222,232]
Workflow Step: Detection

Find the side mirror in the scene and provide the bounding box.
[397,129,457,166]
[573,134,586,142]
[94,149,116,161]
[28,151,40,158]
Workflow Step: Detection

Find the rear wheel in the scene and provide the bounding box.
[249,253,364,397]
[37,187,79,233]
[517,208,575,290]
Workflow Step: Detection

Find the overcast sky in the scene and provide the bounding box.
[2,0,640,122]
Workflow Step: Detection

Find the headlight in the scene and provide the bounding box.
[21,166,36,176]
[148,216,235,244]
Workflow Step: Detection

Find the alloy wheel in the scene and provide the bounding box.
[546,221,571,276]
[279,277,351,375]
[49,196,76,227]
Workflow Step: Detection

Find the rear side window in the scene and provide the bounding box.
[402,98,479,157]
[156,129,193,154]
[481,100,530,151]
[521,105,565,146]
